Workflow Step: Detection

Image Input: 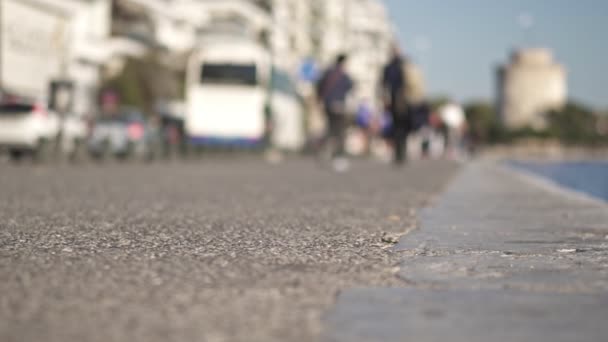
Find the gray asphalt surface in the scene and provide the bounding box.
[0,159,458,342]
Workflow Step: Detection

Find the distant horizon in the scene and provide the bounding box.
[383,0,608,110]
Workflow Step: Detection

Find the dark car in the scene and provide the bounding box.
[88,108,160,161]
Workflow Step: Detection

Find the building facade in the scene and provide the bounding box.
[2,0,397,115]
[347,0,394,110]
[66,0,113,116]
[197,0,270,42]
[308,0,394,110]
[266,0,313,72]
[497,48,567,129]
[0,0,113,115]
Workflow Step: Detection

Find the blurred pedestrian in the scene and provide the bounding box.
[355,99,375,155]
[439,102,467,160]
[381,46,425,166]
[411,101,432,158]
[316,54,354,172]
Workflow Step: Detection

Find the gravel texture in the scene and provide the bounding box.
[0,159,458,342]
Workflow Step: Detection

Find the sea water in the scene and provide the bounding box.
[510,160,608,202]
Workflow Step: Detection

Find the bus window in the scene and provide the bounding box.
[201,64,257,86]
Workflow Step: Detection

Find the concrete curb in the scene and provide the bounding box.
[324,160,608,342]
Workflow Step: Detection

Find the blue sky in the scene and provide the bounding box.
[383,0,608,109]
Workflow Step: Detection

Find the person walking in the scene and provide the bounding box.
[316,54,354,172]
[381,46,425,166]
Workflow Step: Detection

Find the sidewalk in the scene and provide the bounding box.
[325,161,608,342]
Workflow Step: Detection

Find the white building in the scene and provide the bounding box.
[311,0,349,66]
[304,0,394,109]
[1,0,69,100]
[263,0,314,72]
[198,0,270,41]
[0,0,395,113]
[195,0,301,73]
[290,0,315,67]
[497,48,567,129]
[347,0,394,109]
[64,0,113,116]
[0,0,114,115]
[117,0,209,54]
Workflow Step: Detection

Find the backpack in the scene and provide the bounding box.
[316,68,342,101]
[394,61,426,115]
[402,61,425,106]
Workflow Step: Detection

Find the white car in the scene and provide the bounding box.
[0,102,87,162]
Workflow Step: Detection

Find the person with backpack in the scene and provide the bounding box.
[316,54,354,172]
[381,46,425,166]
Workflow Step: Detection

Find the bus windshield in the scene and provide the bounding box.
[201,63,257,86]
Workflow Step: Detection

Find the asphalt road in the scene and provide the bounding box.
[0,159,458,342]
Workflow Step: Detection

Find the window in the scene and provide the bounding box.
[0,104,34,114]
[271,69,296,97]
[201,64,258,86]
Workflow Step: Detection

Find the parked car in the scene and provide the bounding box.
[88,109,160,161]
[0,101,87,162]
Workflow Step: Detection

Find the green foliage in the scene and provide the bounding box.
[546,102,607,146]
[428,96,451,111]
[464,101,500,144]
[103,52,182,116]
[462,100,608,146]
[105,58,146,110]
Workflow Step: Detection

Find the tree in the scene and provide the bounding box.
[547,102,607,146]
[427,96,451,111]
[463,101,503,144]
[103,52,182,116]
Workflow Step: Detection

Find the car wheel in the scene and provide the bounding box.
[183,142,199,161]
[32,139,57,164]
[160,139,174,160]
[69,139,87,163]
[9,149,24,163]
[178,139,189,160]
[146,139,162,163]
[120,142,135,162]
[89,140,109,162]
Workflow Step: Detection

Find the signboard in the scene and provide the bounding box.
[298,58,318,83]
[1,0,69,99]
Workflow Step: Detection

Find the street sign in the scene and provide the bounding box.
[299,58,319,83]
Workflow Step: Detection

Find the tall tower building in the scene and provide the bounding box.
[497,48,567,129]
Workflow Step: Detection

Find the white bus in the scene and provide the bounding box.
[185,37,305,151]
